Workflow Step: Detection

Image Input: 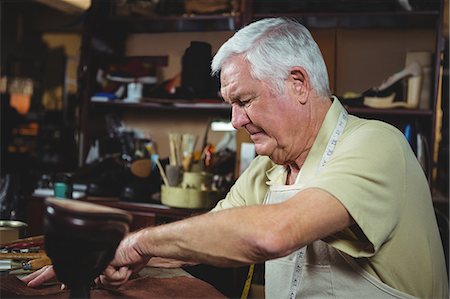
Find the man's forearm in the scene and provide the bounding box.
[136,206,274,267]
[147,257,197,268]
[135,188,352,268]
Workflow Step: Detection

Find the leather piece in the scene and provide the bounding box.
[0,275,227,298]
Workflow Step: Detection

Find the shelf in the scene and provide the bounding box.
[252,11,441,29]
[91,99,433,116]
[102,14,241,33]
[90,98,232,112]
[347,107,434,116]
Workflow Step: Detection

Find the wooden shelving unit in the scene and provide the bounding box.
[91,99,231,111]
[76,0,445,184]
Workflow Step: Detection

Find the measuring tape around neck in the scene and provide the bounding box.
[318,109,348,172]
[288,108,348,299]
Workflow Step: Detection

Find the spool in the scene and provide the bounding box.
[0,220,28,244]
[161,185,218,209]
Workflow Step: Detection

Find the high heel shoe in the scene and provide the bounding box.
[362,61,423,109]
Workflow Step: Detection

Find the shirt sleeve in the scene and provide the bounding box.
[304,122,408,258]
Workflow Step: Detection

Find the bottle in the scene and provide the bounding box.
[53,173,73,199]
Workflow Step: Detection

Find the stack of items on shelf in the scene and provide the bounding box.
[183,0,240,15]
[114,0,160,17]
[146,41,221,101]
[33,114,162,203]
[92,56,168,103]
[339,51,433,110]
[253,0,439,13]
[81,114,160,202]
[114,0,240,17]
[92,40,221,103]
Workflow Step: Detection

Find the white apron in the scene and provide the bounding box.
[263,184,418,299]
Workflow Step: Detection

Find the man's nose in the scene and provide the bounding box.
[231,105,249,129]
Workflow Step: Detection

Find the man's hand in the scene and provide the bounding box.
[21,231,150,289]
[96,265,133,287]
[20,265,56,287]
[97,230,150,287]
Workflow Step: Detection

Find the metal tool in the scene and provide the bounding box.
[22,256,52,270]
[0,256,52,272]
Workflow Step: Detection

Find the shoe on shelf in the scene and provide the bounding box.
[338,91,365,108]
[362,61,423,109]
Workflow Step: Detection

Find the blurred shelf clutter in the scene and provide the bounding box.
[28,113,236,211]
[90,41,221,103]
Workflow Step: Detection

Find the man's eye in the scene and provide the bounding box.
[241,98,254,107]
[240,100,250,107]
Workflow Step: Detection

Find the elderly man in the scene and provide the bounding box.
[24,18,447,298]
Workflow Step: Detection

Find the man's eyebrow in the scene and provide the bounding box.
[228,94,239,102]
[229,91,254,102]
[225,90,241,102]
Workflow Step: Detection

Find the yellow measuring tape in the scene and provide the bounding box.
[240,264,255,299]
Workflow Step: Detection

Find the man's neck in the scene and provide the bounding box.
[286,95,332,185]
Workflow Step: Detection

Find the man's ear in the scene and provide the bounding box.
[289,66,310,104]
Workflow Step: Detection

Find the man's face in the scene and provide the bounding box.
[220,55,311,164]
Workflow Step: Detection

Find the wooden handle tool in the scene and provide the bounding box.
[0,252,47,260]
[0,235,44,247]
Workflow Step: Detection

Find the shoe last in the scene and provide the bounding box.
[363,61,423,109]
[377,61,422,91]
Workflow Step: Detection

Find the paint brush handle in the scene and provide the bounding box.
[0,252,47,260]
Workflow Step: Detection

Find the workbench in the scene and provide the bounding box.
[0,267,227,298]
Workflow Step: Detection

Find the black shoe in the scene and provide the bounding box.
[363,62,422,109]
[341,62,423,109]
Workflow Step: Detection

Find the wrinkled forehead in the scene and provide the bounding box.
[224,54,251,71]
[220,56,261,101]
[220,55,252,83]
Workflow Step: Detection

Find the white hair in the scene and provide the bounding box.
[211,18,330,97]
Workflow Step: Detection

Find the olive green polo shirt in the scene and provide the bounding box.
[212,99,448,298]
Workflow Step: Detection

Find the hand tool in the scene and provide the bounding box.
[0,235,44,247]
[0,235,44,249]
[154,155,169,186]
[0,252,47,260]
[0,256,52,272]
[22,256,52,270]
[4,240,44,251]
